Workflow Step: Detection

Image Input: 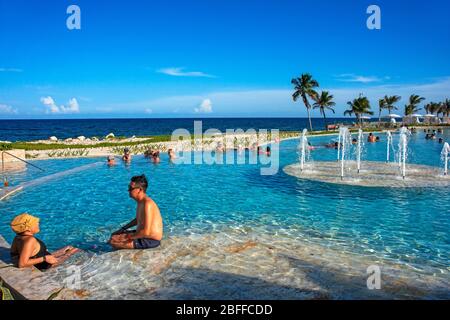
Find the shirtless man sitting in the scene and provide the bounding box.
[109,175,163,250]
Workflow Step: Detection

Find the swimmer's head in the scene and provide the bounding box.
[129,174,148,194]
[11,213,40,234]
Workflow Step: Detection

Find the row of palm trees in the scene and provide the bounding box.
[423,100,450,117]
[291,73,450,130]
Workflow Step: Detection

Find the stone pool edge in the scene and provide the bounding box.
[0,235,78,300]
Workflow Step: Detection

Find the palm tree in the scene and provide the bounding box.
[384,95,402,115]
[378,98,387,124]
[436,102,445,118]
[313,91,335,126]
[404,94,425,116]
[426,102,440,115]
[292,73,319,131]
[443,98,450,117]
[344,95,374,126]
[404,105,411,116]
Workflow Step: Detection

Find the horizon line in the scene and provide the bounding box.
[0,116,374,121]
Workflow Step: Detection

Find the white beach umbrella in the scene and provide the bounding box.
[387,114,402,118]
[360,116,371,120]
[424,114,436,117]
[410,114,423,118]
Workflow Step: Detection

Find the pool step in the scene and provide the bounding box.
[0,187,23,201]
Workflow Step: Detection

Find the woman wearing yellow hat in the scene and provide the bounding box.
[10,213,79,270]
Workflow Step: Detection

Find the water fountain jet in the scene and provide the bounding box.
[441,142,450,176]
[337,126,350,162]
[356,129,364,173]
[299,129,309,172]
[339,127,351,180]
[386,131,394,163]
[398,127,410,180]
[284,127,450,188]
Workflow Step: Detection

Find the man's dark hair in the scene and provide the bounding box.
[131,174,148,192]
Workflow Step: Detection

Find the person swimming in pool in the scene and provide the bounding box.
[368,133,376,143]
[10,213,79,270]
[151,150,161,164]
[107,155,116,166]
[168,148,176,161]
[324,141,340,149]
[109,175,163,250]
[122,148,132,162]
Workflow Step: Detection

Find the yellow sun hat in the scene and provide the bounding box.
[10,213,40,234]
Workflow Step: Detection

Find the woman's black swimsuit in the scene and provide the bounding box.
[11,236,52,271]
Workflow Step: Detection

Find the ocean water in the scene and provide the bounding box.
[0,130,449,282]
[0,118,367,142]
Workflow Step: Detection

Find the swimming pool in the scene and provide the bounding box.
[0,130,449,296]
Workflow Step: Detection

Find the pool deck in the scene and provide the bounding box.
[0,235,79,300]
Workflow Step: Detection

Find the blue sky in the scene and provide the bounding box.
[1,0,450,118]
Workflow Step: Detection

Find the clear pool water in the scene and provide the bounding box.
[0,130,449,280]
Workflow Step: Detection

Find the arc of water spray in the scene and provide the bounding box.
[398,127,409,180]
[300,129,308,172]
[401,135,407,179]
[337,128,342,162]
[340,127,350,180]
[442,142,450,176]
[357,129,363,173]
[386,131,392,163]
[341,130,346,180]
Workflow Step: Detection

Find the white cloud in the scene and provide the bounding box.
[195,99,213,113]
[144,108,153,114]
[157,67,215,78]
[40,96,80,114]
[0,68,23,73]
[40,96,59,114]
[0,104,18,114]
[335,74,383,84]
[62,98,80,113]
